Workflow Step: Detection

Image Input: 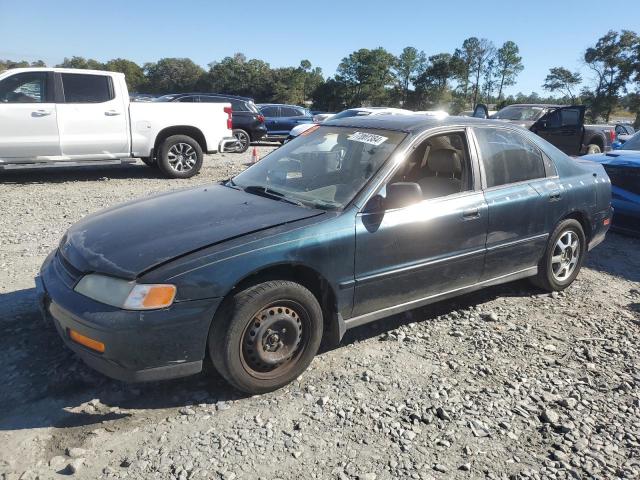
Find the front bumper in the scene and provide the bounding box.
[36,251,222,382]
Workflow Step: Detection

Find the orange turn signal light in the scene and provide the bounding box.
[603,218,611,226]
[69,329,105,353]
[141,285,176,309]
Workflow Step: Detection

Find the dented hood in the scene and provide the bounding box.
[59,184,323,278]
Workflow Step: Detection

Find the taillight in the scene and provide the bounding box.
[609,129,616,143]
[224,106,233,130]
[257,114,265,123]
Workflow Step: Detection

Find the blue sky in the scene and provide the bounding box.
[1,0,638,96]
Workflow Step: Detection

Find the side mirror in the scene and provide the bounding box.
[472,104,489,119]
[385,182,423,209]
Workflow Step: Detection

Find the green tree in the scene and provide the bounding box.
[144,57,205,93]
[470,39,495,107]
[495,41,524,100]
[414,53,453,108]
[451,38,479,104]
[104,58,146,91]
[199,53,273,100]
[0,59,46,71]
[336,47,396,107]
[393,46,427,104]
[542,67,582,102]
[582,30,637,121]
[311,78,348,112]
[57,56,104,69]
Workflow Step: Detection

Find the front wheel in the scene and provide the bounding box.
[531,219,586,291]
[157,135,203,178]
[209,281,323,394]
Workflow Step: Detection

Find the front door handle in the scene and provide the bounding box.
[33,109,52,117]
[105,110,121,116]
[462,207,480,219]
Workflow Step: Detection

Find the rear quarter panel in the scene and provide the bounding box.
[128,102,232,156]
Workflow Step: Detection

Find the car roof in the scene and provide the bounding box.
[257,103,305,108]
[166,93,254,102]
[324,113,510,134]
[504,104,564,108]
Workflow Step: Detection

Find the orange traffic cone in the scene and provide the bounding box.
[251,147,259,164]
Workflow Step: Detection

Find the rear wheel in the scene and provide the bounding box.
[209,280,323,394]
[531,219,586,291]
[157,135,203,178]
[232,129,250,153]
[586,144,602,154]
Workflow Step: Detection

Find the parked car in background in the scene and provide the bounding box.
[37,115,611,394]
[257,104,313,142]
[473,104,615,156]
[0,68,237,177]
[286,107,414,141]
[584,131,640,235]
[612,124,636,149]
[155,93,267,153]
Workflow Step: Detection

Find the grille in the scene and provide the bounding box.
[54,251,83,289]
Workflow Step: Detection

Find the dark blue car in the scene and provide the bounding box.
[584,131,640,235]
[37,115,612,394]
[258,103,313,142]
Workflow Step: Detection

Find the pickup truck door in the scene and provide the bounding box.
[56,72,129,158]
[0,71,61,160]
[531,106,585,156]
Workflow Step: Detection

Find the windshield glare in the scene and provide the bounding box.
[621,131,640,151]
[492,106,545,121]
[231,126,406,209]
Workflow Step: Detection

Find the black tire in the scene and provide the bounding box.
[586,143,601,154]
[531,219,586,292]
[157,135,203,178]
[232,129,251,153]
[139,157,155,167]
[209,280,323,394]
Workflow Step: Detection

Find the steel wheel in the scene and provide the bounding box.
[240,301,309,380]
[167,142,197,173]
[551,230,580,282]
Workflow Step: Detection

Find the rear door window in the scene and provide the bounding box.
[61,73,113,103]
[260,106,280,117]
[282,106,303,117]
[475,127,546,188]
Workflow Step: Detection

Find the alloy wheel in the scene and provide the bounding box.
[551,230,580,282]
[167,143,197,172]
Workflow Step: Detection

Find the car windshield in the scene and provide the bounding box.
[230,126,406,210]
[491,106,546,121]
[330,109,373,120]
[621,131,640,151]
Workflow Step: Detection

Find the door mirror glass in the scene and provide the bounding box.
[472,104,489,119]
[385,182,423,209]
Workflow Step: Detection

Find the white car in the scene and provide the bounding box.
[0,68,237,178]
[288,107,414,140]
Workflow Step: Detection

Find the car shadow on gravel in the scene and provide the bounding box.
[0,288,244,432]
[584,231,640,283]
[0,163,165,184]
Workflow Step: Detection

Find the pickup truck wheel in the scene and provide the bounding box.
[232,129,250,153]
[531,219,586,292]
[209,280,323,394]
[157,135,203,178]
[586,144,601,154]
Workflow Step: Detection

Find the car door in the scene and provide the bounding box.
[56,72,129,158]
[278,106,311,135]
[0,71,61,160]
[352,129,488,318]
[260,106,280,135]
[531,106,585,156]
[473,126,553,281]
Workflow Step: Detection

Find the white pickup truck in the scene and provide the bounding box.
[0,68,238,178]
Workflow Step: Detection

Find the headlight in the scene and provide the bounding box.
[74,274,176,310]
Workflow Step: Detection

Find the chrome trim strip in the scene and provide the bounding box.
[485,233,548,252]
[344,266,537,330]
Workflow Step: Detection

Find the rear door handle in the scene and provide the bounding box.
[33,109,52,117]
[462,207,480,219]
[549,192,562,201]
[105,110,121,116]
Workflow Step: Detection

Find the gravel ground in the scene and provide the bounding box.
[1,149,639,480]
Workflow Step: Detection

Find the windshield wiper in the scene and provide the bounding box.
[241,185,307,208]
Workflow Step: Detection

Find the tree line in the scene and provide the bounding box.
[1,29,639,125]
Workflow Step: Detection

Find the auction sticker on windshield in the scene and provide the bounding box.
[348,132,388,146]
